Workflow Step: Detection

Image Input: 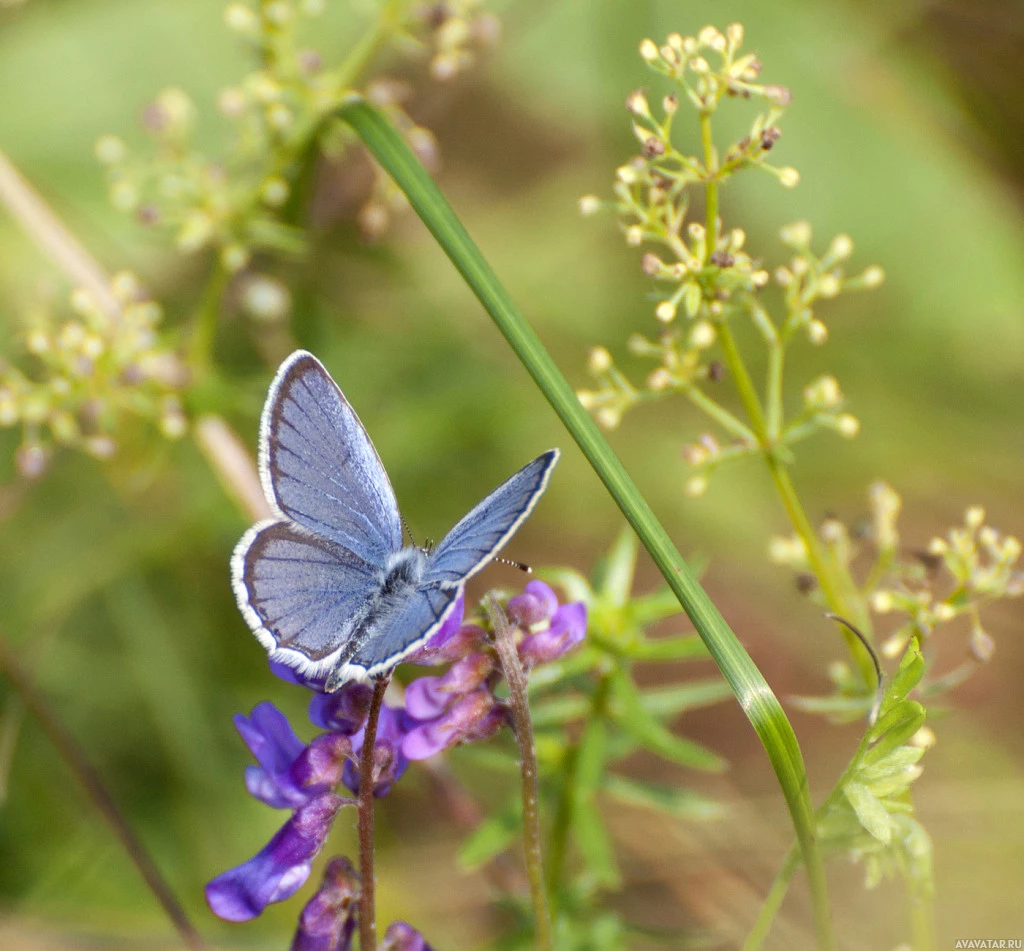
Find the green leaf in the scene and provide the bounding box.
[609,672,726,771]
[858,745,925,783]
[574,798,621,887]
[626,633,709,662]
[637,678,732,716]
[864,700,925,765]
[881,643,925,711]
[530,694,590,728]
[457,797,521,870]
[843,782,893,844]
[601,774,723,820]
[592,524,639,608]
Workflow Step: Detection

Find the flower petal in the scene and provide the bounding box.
[291,856,360,951]
[206,792,347,922]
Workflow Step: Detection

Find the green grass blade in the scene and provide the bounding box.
[337,96,835,951]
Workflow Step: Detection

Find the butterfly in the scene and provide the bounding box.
[231,350,559,692]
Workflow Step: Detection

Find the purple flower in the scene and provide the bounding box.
[406,590,482,666]
[402,689,500,761]
[518,601,587,669]
[507,580,559,626]
[309,681,373,734]
[206,792,346,922]
[404,653,495,719]
[382,921,435,951]
[291,856,360,951]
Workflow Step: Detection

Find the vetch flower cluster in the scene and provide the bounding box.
[0,272,188,477]
[207,581,587,935]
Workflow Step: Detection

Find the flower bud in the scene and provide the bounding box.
[777,166,800,188]
[655,301,676,323]
[639,39,659,62]
[837,414,860,438]
[94,135,126,165]
[578,195,600,216]
[861,265,885,288]
[829,233,854,260]
[587,346,612,374]
[807,319,828,345]
[625,89,650,116]
[684,474,708,497]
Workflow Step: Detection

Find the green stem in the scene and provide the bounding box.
[337,96,835,951]
[743,845,800,951]
[681,383,757,444]
[699,112,718,258]
[189,261,230,371]
[545,672,611,907]
[334,0,403,92]
[766,340,784,440]
[488,597,554,951]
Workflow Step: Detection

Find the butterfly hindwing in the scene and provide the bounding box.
[423,450,559,587]
[260,351,403,567]
[232,520,380,678]
[338,583,463,683]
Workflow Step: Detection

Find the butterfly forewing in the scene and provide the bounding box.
[424,450,559,586]
[233,521,380,675]
[261,351,403,567]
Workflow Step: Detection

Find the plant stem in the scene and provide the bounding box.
[743,845,800,951]
[699,112,718,257]
[338,97,835,951]
[189,262,230,371]
[488,597,555,951]
[0,631,208,951]
[357,676,390,951]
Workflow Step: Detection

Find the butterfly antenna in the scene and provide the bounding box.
[400,515,417,547]
[494,556,532,574]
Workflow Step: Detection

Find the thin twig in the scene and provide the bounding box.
[193,415,273,522]
[357,675,390,951]
[0,147,119,317]
[486,596,554,951]
[0,630,208,951]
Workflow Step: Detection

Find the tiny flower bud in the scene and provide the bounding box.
[596,406,621,430]
[639,39,659,62]
[818,274,841,298]
[578,195,600,216]
[681,443,707,466]
[751,269,769,287]
[687,222,705,242]
[641,252,662,276]
[176,209,214,252]
[266,103,293,130]
[15,443,50,479]
[763,84,793,106]
[807,319,828,345]
[861,265,885,287]
[224,2,259,32]
[837,414,860,438]
[829,233,854,260]
[241,274,291,323]
[1003,536,1022,561]
[933,602,957,622]
[871,591,894,613]
[85,435,117,459]
[774,266,792,286]
[587,346,612,374]
[662,93,679,115]
[0,392,18,426]
[263,1,292,25]
[780,220,812,248]
[26,329,50,355]
[221,244,251,273]
[576,390,597,409]
[94,135,126,165]
[689,56,710,74]
[928,537,948,555]
[729,227,746,249]
[777,166,800,188]
[616,164,640,185]
[642,137,666,158]
[625,89,650,116]
[689,321,716,349]
[625,225,643,246]
[965,506,985,529]
[647,368,672,390]
[727,23,744,45]
[685,474,708,497]
[655,301,676,323]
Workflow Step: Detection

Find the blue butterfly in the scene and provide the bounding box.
[231,350,559,692]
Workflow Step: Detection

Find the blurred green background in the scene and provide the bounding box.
[1,0,1022,948]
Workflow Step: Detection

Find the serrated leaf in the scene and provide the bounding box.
[638,678,731,716]
[608,672,726,771]
[626,633,709,661]
[881,643,925,711]
[457,797,521,869]
[858,745,925,783]
[601,774,723,820]
[574,798,621,887]
[864,700,925,764]
[843,782,893,843]
[863,766,923,799]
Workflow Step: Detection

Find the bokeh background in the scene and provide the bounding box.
[1,0,1022,948]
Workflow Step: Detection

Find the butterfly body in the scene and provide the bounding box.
[232,350,558,689]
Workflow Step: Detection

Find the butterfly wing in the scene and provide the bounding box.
[259,350,403,567]
[330,584,463,687]
[423,450,559,587]
[232,520,381,681]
